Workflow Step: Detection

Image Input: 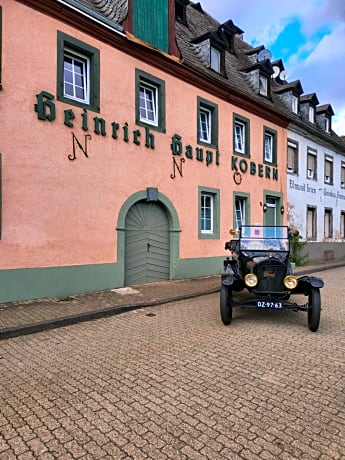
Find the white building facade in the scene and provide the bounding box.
[272,76,345,262]
[286,109,345,261]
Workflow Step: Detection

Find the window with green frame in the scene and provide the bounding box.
[197,97,218,148]
[263,126,277,165]
[233,114,250,156]
[57,31,100,112]
[198,187,220,239]
[135,69,166,133]
[233,192,249,230]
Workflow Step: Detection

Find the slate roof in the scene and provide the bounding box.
[177,5,297,119]
[69,0,344,151]
[76,0,127,23]
[177,2,345,151]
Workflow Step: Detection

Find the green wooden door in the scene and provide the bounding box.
[125,201,170,285]
[265,197,278,226]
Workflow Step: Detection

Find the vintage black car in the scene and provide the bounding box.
[220,226,324,332]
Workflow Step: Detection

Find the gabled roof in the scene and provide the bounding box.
[316,104,334,116]
[300,93,319,106]
[191,28,228,49]
[273,80,304,96]
[243,45,265,56]
[220,20,244,37]
[174,2,292,120]
[240,59,274,77]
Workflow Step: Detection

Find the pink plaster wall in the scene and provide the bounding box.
[0,0,287,269]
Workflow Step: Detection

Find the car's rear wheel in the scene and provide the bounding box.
[220,285,233,325]
[308,287,321,332]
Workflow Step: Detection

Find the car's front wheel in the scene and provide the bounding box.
[308,287,321,332]
[220,285,233,325]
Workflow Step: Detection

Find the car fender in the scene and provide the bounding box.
[298,275,324,288]
[292,275,324,294]
[222,274,235,286]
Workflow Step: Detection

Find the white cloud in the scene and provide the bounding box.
[199,0,345,135]
[333,111,345,137]
[285,22,345,134]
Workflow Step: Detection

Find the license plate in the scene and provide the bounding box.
[256,300,283,309]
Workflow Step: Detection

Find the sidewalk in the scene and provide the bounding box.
[1,260,344,340]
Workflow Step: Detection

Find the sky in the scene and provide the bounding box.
[198,0,345,136]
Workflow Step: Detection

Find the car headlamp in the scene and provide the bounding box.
[283,275,298,289]
[244,273,258,287]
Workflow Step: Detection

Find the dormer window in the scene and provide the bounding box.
[210,46,221,72]
[259,74,268,96]
[300,94,319,123]
[208,41,225,75]
[325,117,330,133]
[191,31,227,77]
[220,20,244,54]
[309,106,315,123]
[175,0,188,25]
[240,60,272,98]
[316,104,334,133]
[272,79,303,115]
[292,95,299,114]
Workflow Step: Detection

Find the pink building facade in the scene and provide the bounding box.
[0,0,288,302]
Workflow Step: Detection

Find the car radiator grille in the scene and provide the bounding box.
[255,264,285,292]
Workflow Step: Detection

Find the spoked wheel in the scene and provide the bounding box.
[220,285,233,325]
[308,287,321,332]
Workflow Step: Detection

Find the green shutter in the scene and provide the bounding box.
[133,0,169,52]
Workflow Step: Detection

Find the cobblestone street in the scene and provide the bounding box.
[0,267,344,459]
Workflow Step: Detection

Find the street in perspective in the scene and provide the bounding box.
[0,266,344,460]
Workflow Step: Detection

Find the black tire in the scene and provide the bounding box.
[308,287,321,332]
[220,285,233,325]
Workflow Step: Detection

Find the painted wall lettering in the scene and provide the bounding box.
[34,91,56,121]
[289,179,345,201]
[35,91,156,160]
[68,133,92,161]
[231,155,279,181]
[170,134,220,167]
[35,91,226,170]
[289,179,316,194]
[171,157,185,179]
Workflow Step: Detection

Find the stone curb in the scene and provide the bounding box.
[1,261,344,340]
[0,288,220,340]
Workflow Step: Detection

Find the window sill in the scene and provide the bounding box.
[197,140,218,149]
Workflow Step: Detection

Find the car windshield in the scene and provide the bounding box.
[240,226,289,252]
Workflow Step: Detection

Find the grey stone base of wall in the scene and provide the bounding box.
[302,241,345,264]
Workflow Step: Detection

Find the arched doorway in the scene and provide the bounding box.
[125,200,170,285]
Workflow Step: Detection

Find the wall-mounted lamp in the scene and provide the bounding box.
[263,203,268,213]
[280,205,285,215]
